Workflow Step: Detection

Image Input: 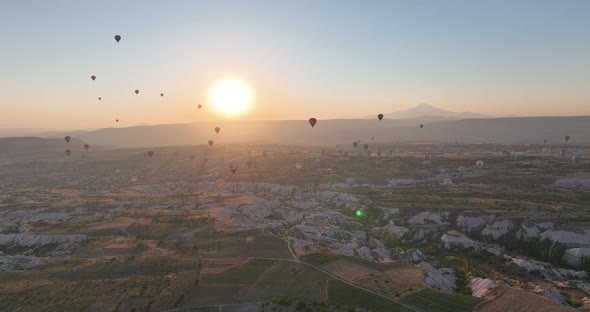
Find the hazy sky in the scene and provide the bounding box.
[1,0,589,130]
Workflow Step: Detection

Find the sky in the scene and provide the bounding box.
[0,0,589,131]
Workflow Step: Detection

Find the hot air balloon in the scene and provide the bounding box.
[363,144,369,151]
[134,90,139,95]
[353,141,358,148]
[65,150,71,156]
[560,149,566,158]
[198,104,202,109]
[83,144,89,151]
[543,139,548,145]
[376,150,382,157]
[295,162,303,170]
[308,118,317,128]
[147,151,154,157]
[114,35,121,43]
[442,178,453,186]
[227,160,239,174]
[130,176,139,183]
[64,136,71,143]
[116,119,119,123]
[98,97,101,100]
[377,114,383,121]
[572,155,581,164]
[246,160,252,168]
[346,178,355,186]
[91,75,96,81]
[419,124,424,129]
[371,136,375,141]
[565,135,570,143]
[367,150,372,156]
[215,179,225,190]
[476,160,484,167]
[208,140,214,147]
[160,93,164,97]
[215,127,221,134]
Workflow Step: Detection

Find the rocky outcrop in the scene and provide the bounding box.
[441,231,479,249]
[420,261,456,293]
[456,214,495,232]
[481,218,517,239]
[0,255,47,271]
[408,211,449,225]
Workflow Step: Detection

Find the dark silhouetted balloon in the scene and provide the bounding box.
[83,144,89,151]
[377,114,383,121]
[160,93,164,97]
[115,119,119,123]
[353,141,358,148]
[198,104,202,109]
[91,75,96,81]
[560,149,566,158]
[246,160,252,168]
[419,124,424,128]
[134,90,139,95]
[208,140,214,147]
[64,136,71,143]
[98,97,101,100]
[65,150,71,156]
[215,127,221,134]
[363,144,369,151]
[565,135,570,143]
[114,35,121,43]
[308,118,317,128]
[147,151,154,157]
[543,139,547,145]
[228,160,239,174]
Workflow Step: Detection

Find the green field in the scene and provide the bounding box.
[401,288,483,312]
[326,279,412,312]
[200,259,276,284]
[246,261,329,300]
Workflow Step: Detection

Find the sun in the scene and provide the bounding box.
[209,78,253,114]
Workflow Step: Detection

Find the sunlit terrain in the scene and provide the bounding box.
[1,141,589,312]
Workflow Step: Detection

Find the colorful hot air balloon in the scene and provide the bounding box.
[91,75,96,81]
[246,160,252,168]
[64,136,71,143]
[227,160,239,174]
[295,162,303,170]
[114,35,121,43]
[134,90,139,95]
[215,179,225,190]
[215,127,221,134]
[353,142,358,148]
[147,151,154,157]
[308,118,317,128]
[83,144,89,151]
[363,144,369,151]
[377,114,383,121]
[208,140,214,147]
[65,150,71,156]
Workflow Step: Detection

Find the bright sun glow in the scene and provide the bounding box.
[209,78,253,114]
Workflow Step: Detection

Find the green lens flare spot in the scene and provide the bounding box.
[356,210,362,216]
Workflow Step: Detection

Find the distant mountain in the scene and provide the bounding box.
[0,137,87,158]
[377,103,490,120]
[32,116,590,148]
